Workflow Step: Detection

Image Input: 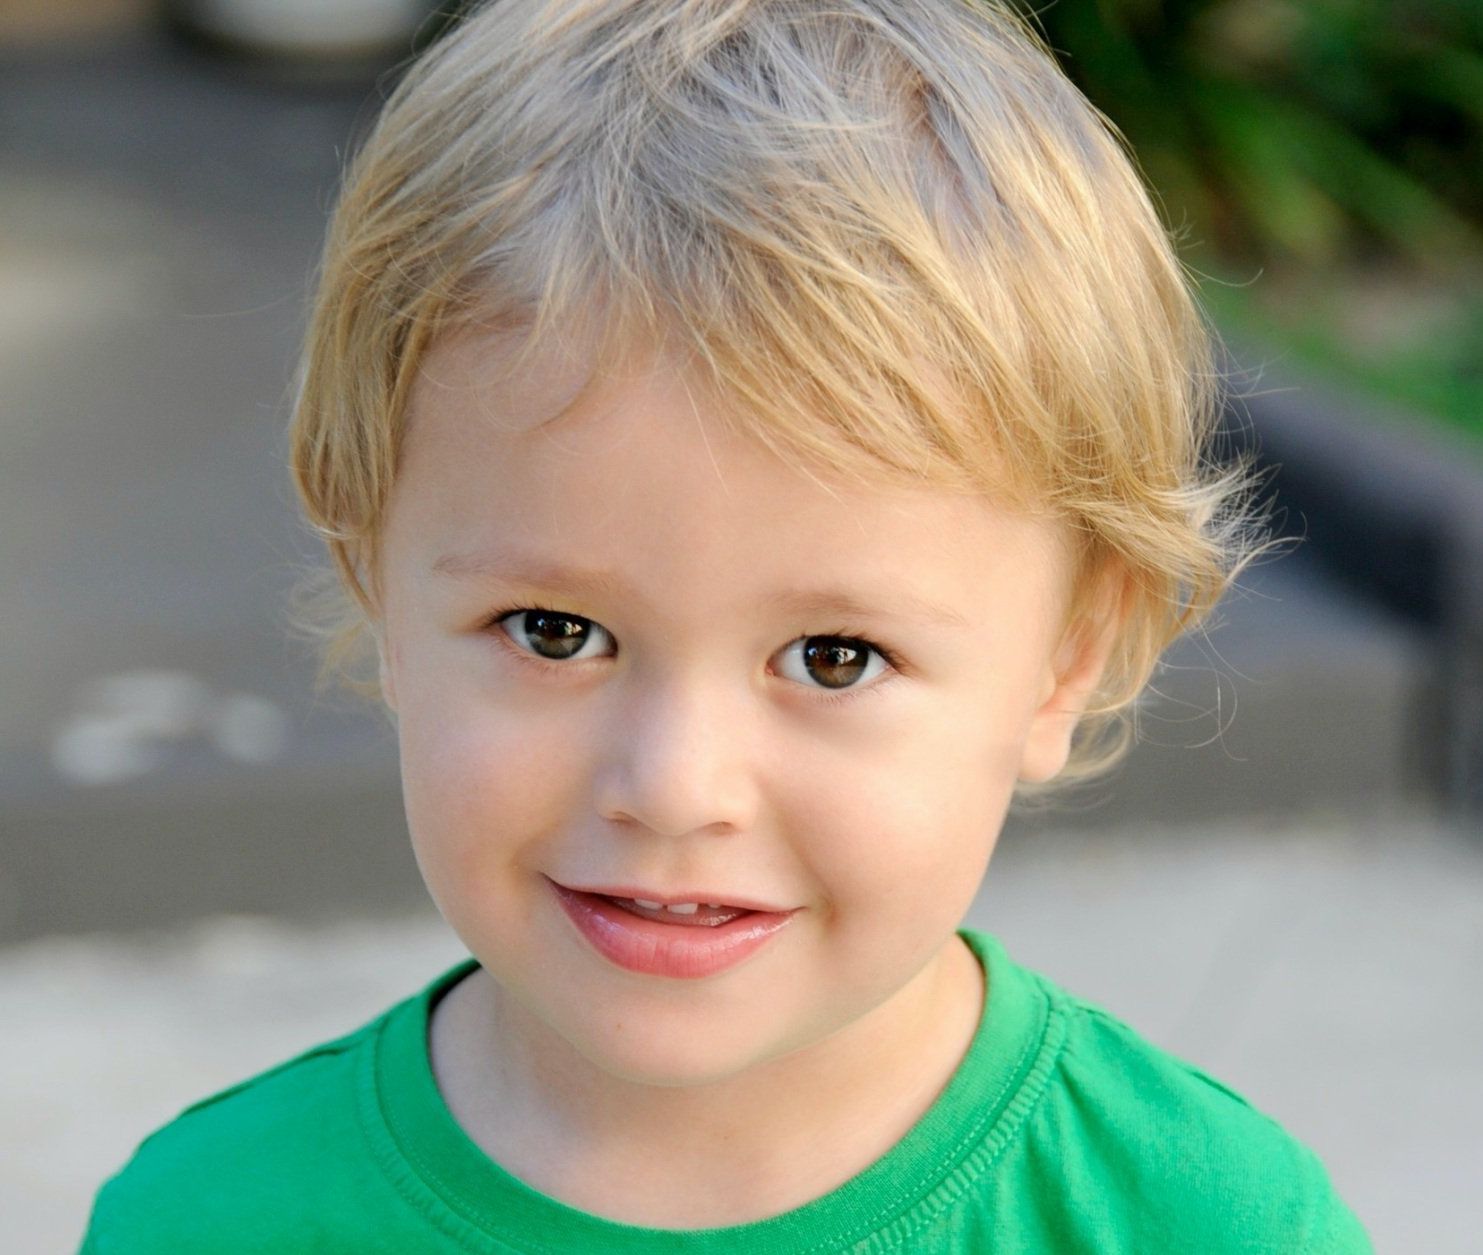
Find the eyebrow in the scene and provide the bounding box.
[434,551,623,598]
[430,551,970,628]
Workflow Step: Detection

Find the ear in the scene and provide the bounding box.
[1017,568,1127,784]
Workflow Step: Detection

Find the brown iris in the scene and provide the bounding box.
[522,612,591,659]
[802,637,870,689]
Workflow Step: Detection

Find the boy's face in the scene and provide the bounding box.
[377,328,1111,1086]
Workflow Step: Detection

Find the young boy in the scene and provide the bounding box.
[82,0,1371,1250]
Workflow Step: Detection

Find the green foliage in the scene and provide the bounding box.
[1025,0,1483,274]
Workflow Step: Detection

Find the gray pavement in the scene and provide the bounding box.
[9,809,1480,1253]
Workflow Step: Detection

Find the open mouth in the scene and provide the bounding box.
[594,895,753,927]
[548,880,797,978]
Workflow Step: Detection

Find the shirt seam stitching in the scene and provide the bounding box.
[865,976,1069,1252]
[359,1008,542,1255]
[795,970,1066,1254]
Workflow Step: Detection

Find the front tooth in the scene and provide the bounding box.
[666,902,699,915]
[706,903,721,909]
[632,898,663,910]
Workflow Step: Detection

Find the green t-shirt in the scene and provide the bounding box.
[80,929,1371,1253]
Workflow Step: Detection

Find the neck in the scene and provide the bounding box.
[430,934,984,1228]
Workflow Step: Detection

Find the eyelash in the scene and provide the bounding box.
[480,605,903,702]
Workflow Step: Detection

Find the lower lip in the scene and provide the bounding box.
[550,882,796,979]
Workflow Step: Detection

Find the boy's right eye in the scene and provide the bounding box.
[496,609,617,662]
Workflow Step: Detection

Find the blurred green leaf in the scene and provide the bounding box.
[1187,79,1346,263]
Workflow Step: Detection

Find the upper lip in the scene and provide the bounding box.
[549,877,795,915]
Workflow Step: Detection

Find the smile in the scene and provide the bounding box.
[547,878,798,979]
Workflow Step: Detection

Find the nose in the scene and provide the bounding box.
[593,673,759,838]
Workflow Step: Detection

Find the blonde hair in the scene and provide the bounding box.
[289,0,1278,802]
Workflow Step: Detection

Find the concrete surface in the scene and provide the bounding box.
[9,809,1479,1253]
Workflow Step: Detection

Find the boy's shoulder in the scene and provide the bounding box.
[1023,971,1371,1253]
[79,969,457,1255]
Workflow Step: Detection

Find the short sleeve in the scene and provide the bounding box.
[1300,1153,1373,1255]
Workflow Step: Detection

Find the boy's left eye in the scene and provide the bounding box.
[497,609,616,661]
[775,636,889,691]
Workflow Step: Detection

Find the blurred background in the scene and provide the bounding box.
[2,0,1479,1249]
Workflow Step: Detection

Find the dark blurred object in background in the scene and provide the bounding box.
[0,0,153,48]
[0,0,448,76]
[162,0,442,68]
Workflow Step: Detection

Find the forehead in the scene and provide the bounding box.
[407,321,601,437]
[389,325,1078,626]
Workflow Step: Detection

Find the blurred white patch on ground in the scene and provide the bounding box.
[50,670,291,786]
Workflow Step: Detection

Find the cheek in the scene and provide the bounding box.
[396,686,587,878]
[788,698,1016,925]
